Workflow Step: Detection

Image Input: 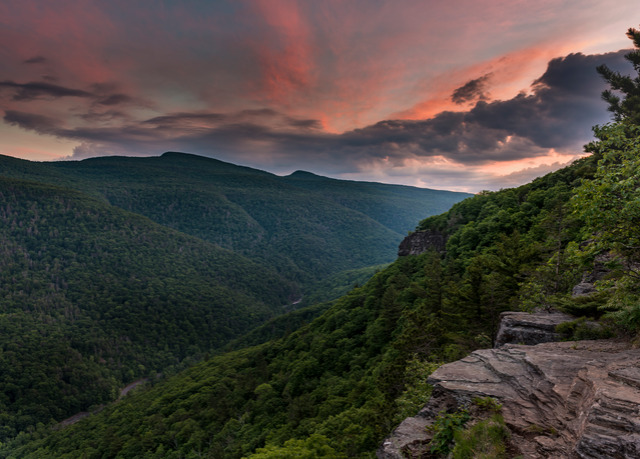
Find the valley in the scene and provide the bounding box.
[0,16,639,458]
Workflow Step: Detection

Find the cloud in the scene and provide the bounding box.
[0,80,93,101]
[24,56,47,64]
[1,38,633,191]
[4,110,62,134]
[451,74,492,104]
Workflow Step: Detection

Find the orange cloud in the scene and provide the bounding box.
[392,42,578,121]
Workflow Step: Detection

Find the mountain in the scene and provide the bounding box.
[10,147,629,458]
[282,170,466,235]
[0,175,296,441]
[0,152,471,296]
[0,152,470,443]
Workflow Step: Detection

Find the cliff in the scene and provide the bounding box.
[379,314,640,458]
[398,230,446,256]
[494,311,574,347]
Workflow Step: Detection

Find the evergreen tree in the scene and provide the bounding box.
[597,26,640,125]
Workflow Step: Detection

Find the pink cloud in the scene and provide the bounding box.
[244,0,317,107]
[0,0,638,192]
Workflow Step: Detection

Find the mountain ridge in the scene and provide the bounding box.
[0,152,471,295]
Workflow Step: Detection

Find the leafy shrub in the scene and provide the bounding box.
[452,413,510,459]
[555,317,614,341]
[427,409,470,456]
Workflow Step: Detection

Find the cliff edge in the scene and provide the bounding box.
[379,315,640,458]
[398,230,446,256]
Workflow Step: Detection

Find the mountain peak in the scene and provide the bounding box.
[286,170,324,180]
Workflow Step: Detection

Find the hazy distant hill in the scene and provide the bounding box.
[0,152,471,293]
[282,170,466,235]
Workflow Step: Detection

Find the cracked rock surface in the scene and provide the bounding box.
[494,311,575,347]
[378,339,640,458]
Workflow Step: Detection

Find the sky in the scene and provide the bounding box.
[0,1,638,192]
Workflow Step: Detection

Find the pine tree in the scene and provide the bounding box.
[596,26,640,125]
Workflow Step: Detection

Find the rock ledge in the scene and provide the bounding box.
[378,339,640,458]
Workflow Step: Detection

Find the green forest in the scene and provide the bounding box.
[0,152,469,294]
[0,138,467,447]
[1,24,640,459]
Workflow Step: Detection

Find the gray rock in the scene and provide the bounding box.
[572,254,613,298]
[398,230,446,256]
[494,311,575,347]
[378,340,640,458]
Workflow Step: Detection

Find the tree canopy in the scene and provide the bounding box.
[597,26,640,125]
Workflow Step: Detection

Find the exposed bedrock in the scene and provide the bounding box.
[379,339,640,458]
[494,311,575,347]
[398,230,446,256]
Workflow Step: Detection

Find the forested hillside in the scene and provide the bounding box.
[0,176,296,441]
[0,153,468,446]
[3,148,613,458]
[0,153,470,294]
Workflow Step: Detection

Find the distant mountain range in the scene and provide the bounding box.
[0,152,471,294]
[0,151,470,439]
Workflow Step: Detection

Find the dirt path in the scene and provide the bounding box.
[118,378,149,399]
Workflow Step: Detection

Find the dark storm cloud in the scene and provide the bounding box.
[0,80,139,109]
[465,51,631,150]
[5,49,633,174]
[0,80,93,101]
[451,73,491,104]
[4,110,61,134]
[326,50,631,166]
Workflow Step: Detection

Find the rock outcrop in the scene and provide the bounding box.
[379,339,640,458]
[572,254,613,297]
[398,230,446,256]
[494,311,575,347]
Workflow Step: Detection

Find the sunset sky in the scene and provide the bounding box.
[0,1,638,192]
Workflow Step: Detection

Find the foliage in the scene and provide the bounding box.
[393,357,441,426]
[247,434,347,458]
[555,317,614,341]
[596,26,640,125]
[0,152,470,295]
[426,398,507,458]
[452,413,510,459]
[0,177,295,440]
[302,263,390,305]
[472,397,502,413]
[571,123,640,329]
[3,142,608,458]
[427,409,470,456]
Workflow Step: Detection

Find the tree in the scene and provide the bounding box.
[597,26,640,125]
[571,122,640,329]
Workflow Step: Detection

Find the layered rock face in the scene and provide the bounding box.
[398,230,446,256]
[494,311,575,347]
[379,339,640,458]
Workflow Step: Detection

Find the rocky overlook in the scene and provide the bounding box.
[494,311,575,347]
[379,314,640,458]
[398,230,446,256]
